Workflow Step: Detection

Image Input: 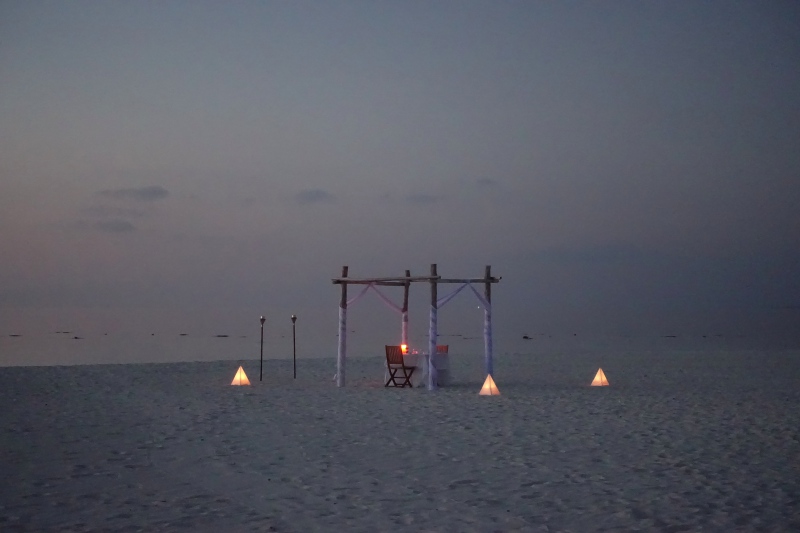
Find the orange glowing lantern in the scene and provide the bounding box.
[400,344,408,354]
[591,368,609,386]
[479,374,500,395]
[231,365,251,386]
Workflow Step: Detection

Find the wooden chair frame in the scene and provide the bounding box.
[385,345,416,387]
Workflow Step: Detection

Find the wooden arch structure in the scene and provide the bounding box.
[332,264,501,390]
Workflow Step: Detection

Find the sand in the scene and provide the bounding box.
[2,348,799,532]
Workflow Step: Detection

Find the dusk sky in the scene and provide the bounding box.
[2,1,799,348]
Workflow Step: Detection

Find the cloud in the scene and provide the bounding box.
[81,205,146,218]
[530,244,649,265]
[92,219,136,233]
[295,189,334,205]
[98,186,169,202]
[405,193,443,205]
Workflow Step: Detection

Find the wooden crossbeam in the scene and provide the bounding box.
[332,280,407,285]
[437,277,502,284]
[332,276,438,284]
[332,276,501,284]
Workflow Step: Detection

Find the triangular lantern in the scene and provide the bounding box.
[478,374,500,395]
[591,368,609,386]
[231,366,251,386]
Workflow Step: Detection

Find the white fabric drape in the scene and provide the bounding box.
[484,297,493,376]
[346,284,371,306]
[340,283,408,387]
[348,283,404,313]
[437,282,490,310]
[466,284,490,309]
[401,311,408,346]
[337,306,347,387]
[427,305,438,390]
[337,279,494,387]
[433,282,494,377]
[436,282,468,308]
[368,284,404,313]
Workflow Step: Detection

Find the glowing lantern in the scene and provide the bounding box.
[400,344,408,354]
[231,366,251,386]
[591,368,609,386]
[478,374,500,395]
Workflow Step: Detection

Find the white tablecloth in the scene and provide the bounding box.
[387,352,450,387]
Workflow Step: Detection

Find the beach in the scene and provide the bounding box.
[2,347,799,532]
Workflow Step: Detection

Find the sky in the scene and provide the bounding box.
[2,0,800,354]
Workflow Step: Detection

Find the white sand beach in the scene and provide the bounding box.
[2,347,799,532]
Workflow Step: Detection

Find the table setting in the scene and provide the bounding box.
[386,345,450,387]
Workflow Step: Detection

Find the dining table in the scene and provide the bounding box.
[391,350,450,387]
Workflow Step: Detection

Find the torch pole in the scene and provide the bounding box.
[260,316,265,382]
[291,315,297,379]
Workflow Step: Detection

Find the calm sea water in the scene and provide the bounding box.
[2,328,796,367]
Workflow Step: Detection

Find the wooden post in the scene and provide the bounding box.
[337,266,348,387]
[428,263,438,390]
[402,269,410,346]
[484,265,493,377]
